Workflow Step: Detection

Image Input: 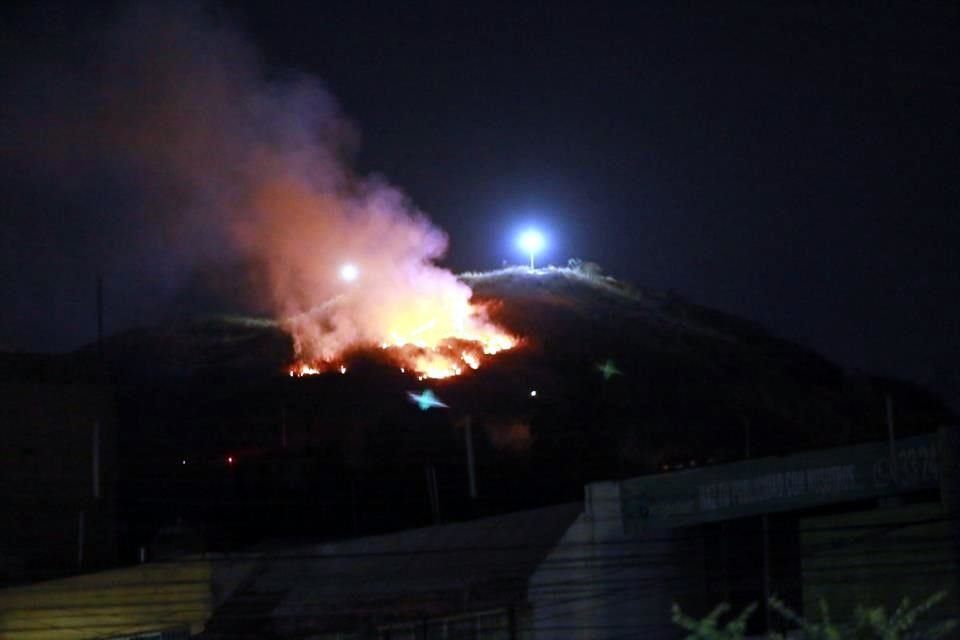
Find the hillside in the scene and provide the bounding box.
[69,267,953,551]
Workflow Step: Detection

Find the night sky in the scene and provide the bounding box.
[1,2,958,408]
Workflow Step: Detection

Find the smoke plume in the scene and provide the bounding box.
[2,2,504,364]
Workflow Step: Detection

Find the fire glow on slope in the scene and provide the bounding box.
[288,296,516,380]
[7,0,514,382]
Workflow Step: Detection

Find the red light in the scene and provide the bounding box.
[227,456,234,465]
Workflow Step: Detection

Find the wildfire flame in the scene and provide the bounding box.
[289,362,322,377]
[288,298,516,379]
[13,2,518,385]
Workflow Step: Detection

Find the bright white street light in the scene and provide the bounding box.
[518,229,545,270]
[339,263,359,282]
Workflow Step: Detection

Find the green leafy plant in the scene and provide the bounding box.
[672,592,956,640]
[672,602,757,640]
[848,592,957,640]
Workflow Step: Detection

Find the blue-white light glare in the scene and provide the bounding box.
[517,229,546,269]
[518,229,545,254]
[339,263,359,282]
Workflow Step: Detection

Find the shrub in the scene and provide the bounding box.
[672,592,957,640]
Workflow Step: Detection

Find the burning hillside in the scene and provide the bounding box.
[286,288,516,380]
[239,171,521,382]
[78,267,956,544]
[6,2,519,382]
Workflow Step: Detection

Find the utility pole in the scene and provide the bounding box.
[425,464,440,522]
[77,511,85,570]
[761,515,772,632]
[92,420,101,499]
[96,274,104,361]
[886,395,898,488]
[939,426,960,599]
[464,416,477,500]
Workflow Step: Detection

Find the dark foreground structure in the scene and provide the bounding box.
[3,428,956,639]
[0,353,118,585]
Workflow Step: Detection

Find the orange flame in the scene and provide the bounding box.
[287,300,516,379]
[289,362,322,377]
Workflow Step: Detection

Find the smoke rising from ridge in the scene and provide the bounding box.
[2,2,506,364]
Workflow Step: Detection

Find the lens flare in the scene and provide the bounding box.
[517,229,546,269]
[408,389,448,411]
[518,229,545,254]
[339,263,359,282]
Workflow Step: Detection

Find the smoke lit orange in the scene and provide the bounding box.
[288,297,516,379]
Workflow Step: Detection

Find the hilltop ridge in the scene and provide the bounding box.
[55,267,953,546]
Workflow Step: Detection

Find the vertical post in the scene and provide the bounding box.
[886,395,898,487]
[432,466,440,519]
[425,464,440,522]
[92,420,101,499]
[350,474,359,534]
[743,415,752,459]
[77,511,85,570]
[939,426,960,510]
[938,426,960,597]
[761,515,771,632]
[464,416,477,499]
[96,275,104,360]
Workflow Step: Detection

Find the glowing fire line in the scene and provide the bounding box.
[288,308,516,380]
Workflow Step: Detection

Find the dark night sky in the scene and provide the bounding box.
[1,2,958,407]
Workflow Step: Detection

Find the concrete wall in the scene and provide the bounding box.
[525,482,699,639]
[526,481,959,638]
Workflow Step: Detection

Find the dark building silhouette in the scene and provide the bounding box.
[0,352,118,584]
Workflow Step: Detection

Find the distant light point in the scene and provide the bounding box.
[339,263,359,282]
[517,229,546,270]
